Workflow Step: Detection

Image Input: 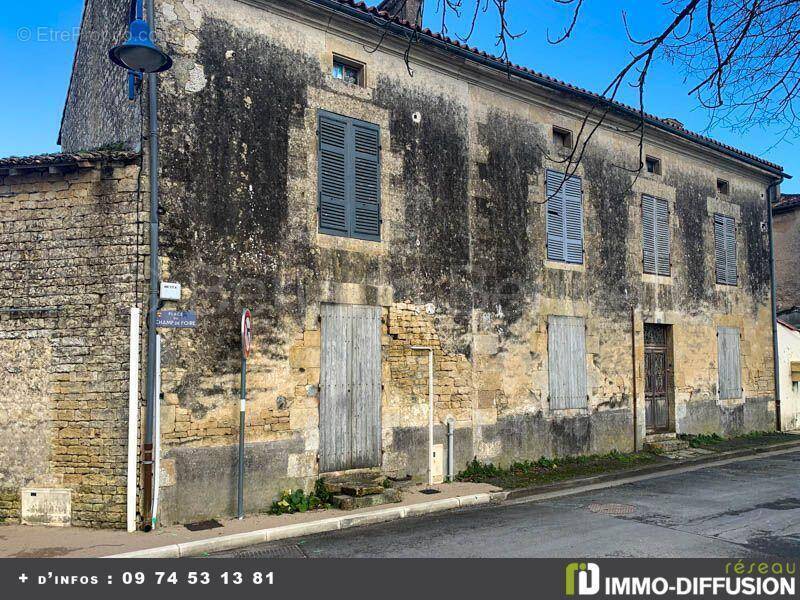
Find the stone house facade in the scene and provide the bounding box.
[773,194,800,316]
[1,0,785,527]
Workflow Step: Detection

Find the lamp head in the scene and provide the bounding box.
[109,18,173,74]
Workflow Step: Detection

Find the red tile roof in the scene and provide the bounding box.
[317,0,784,175]
[774,194,800,214]
[0,150,139,171]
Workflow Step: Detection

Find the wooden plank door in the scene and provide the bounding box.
[320,304,382,472]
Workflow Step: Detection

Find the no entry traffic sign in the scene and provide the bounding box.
[241,309,253,359]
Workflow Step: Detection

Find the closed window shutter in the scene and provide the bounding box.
[718,327,742,399]
[655,197,670,276]
[548,316,588,410]
[642,195,657,274]
[546,170,583,264]
[714,214,737,285]
[318,111,381,241]
[564,176,584,264]
[724,216,737,286]
[351,121,381,241]
[318,113,349,236]
[643,195,670,276]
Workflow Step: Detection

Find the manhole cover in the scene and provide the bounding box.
[587,503,636,516]
[234,545,307,559]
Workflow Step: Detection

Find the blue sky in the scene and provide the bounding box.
[0,1,796,190]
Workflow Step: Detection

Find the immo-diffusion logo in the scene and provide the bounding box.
[566,562,601,596]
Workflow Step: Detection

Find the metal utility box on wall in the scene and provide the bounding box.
[431,444,444,485]
[21,488,71,526]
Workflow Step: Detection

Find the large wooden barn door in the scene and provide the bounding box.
[319,304,382,473]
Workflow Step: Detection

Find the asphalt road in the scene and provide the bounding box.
[216,450,800,558]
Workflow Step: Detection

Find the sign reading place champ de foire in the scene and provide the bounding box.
[155,310,198,329]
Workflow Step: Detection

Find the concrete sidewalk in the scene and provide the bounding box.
[0,482,501,558]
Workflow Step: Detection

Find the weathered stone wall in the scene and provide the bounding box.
[59,0,141,152]
[774,207,800,311]
[0,158,144,527]
[128,0,778,523]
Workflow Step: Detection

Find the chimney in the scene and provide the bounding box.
[377,0,423,27]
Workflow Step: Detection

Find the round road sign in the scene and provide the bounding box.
[241,309,253,359]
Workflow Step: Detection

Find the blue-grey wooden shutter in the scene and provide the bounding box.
[546,171,566,262]
[714,214,737,285]
[351,121,381,241]
[546,170,583,264]
[548,316,588,410]
[642,195,657,274]
[643,195,670,276]
[318,113,349,236]
[717,326,742,399]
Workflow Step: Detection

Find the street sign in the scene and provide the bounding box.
[155,310,197,329]
[241,309,253,358]
[160,281,182,301]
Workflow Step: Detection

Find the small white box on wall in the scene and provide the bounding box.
[431,444,445,485]
[21,488,71,527]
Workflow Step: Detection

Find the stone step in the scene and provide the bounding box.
[644,438,690,453]
[645,432,678,442]
[331,488,402,511]
[323,480,385,497]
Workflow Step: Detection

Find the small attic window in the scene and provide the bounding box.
[645,156,662,175]
[332,56,365,86]
[717,178,730,195]
[553,126,573,150]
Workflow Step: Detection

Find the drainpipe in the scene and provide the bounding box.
[142,0,162,530]
[446,419,454,482]
[768,179,783,431]
[630,306,639,451]
[411,346,435,486]
[126,306,141,533]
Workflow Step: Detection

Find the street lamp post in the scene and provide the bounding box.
[109,0,173,531]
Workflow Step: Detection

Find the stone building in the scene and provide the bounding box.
[773,194,800,322]
[0,0,786,527]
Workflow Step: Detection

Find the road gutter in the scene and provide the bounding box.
[106,439,800,559]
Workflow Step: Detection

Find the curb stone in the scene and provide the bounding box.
[106,439,800,559]
[105,493,492,558]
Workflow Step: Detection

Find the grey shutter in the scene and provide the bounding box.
[351,121,381,241]
[546,171,566,262]
[718,326,742,399]
[548,316,588,409]
[714,214,737,285]
[655,197,670,276]
[642,195,657,274]
[546,170,583,264]
[564,175,584,264]
[724,216,737,285]
[643,195,670,276]
[318,113,349,236]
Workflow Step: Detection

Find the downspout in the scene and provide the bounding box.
[631,306,639,451]
[768,179,783,431]
[142,0,162,530]
[411,346,435,486]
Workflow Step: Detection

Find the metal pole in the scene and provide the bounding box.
[142,0,161,528]
[238,355,246,519]
[768,180,783,431]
